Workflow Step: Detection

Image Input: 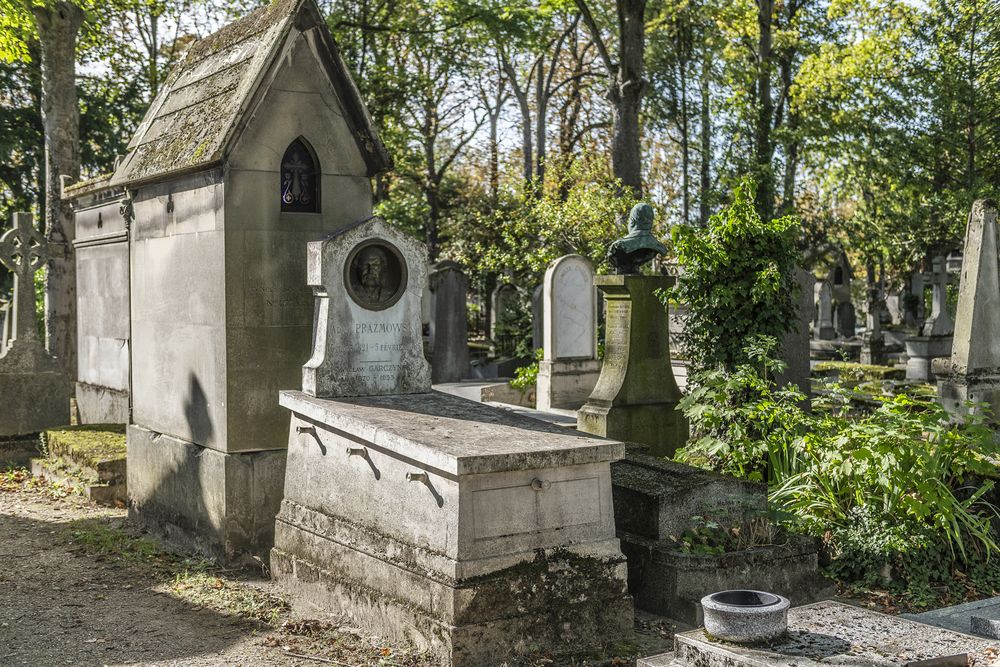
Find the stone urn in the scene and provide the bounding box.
[701,590,790,644]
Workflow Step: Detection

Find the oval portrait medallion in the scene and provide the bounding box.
[344,239,408,311]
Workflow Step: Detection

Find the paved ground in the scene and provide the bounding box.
[0,473,676,666]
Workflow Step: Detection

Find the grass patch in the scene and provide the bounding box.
[813,361,905,382]
[169,572,290,624]
[43,424,126,468]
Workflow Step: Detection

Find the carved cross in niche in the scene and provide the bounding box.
[282,150,311,207]
[0,213,49,345]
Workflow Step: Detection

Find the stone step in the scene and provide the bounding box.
[29,424,127,506]
[29,457,125,506]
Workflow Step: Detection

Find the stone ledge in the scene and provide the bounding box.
[280,389,624,475]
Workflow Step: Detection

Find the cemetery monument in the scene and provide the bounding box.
[72,0,393,561]
[428,260,469,383]
[537,254,601,412]
[0,212,71,441]
[272,216,632,666]
[904,256,954,381]
[938,199,1000,419]
[578,203,688,457]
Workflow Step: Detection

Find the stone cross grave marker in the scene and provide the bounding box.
[814,280,835,340]
[922,256,955,337]
[0,212,48,348]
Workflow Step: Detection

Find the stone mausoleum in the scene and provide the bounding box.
[64,0,391,560]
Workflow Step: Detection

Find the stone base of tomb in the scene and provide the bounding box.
[536,358,602,411]
[273,390,633,666]
[937,369,1000,422]
[859,333,885,365]
[579,399,688,458]
[620,533,833,626]
[271,503,633,666]
[126,425,286,563]
[904,335,952,381]
[0,342,71,437]
[75,382,129,425]
[611,450,833,624]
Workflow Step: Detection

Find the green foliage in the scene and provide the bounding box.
[509,348,543,392]
[669,177,801,373]
[493,290,532,359]
[669,514,782,556]
[677,337,1000,592]
[457,155,644,277]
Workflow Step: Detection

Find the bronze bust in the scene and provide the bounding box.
[607,203,667,274]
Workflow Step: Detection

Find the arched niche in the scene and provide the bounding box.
[280,137,320,213]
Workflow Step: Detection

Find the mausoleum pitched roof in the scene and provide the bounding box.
[110,0,390,188]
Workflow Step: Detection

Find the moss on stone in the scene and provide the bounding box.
[44,424,126,470]
[813,361,905,381]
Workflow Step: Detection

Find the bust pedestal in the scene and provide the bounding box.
[577,275,688,457]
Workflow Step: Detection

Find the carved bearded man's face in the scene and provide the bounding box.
[359,247,387,301]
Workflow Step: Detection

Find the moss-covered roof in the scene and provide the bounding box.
[110,0,390,188]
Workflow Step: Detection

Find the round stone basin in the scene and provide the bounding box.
[701,590,790,644]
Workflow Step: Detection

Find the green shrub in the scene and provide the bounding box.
[669,177,800,374]
[510,348,543,392]
[677,336,1000,588]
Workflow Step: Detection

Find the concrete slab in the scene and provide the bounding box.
[905,595,1000,637]
[654,601,998,666]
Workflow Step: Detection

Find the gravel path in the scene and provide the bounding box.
[0,487,314,667]
[0,478,674,667]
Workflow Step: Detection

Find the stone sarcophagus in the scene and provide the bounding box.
[272,216,632,666]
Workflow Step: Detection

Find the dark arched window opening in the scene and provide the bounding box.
[834,266,844,285]
[281,138,319,213]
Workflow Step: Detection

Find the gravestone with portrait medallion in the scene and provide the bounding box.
[302,216,431,397]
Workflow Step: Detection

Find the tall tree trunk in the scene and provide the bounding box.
[535,57,547,187]
[680,60,690,225]
[613,0,647,198]
[779,56,798,215]
[754,0,775,221]
[576,0,647,197]
[488,108,500,203]
[501,55,533,193]
[34,1,84,380]
[698,49,712,226]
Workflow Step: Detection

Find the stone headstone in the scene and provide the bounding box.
[814,280,835,340]
[537,255,601,412]
[578,275,688,457]
[834,301,856,338]
[905,259,954,381]
[490,283,519,356]
[906,270,927,326]
[531,284,543,352]
[885,291,903,326]
[0,212,70,436]
[428,260,469,384]
[922,256,955,338]
[776,268,814,397]
[302,217,431,397]
[938,200,1000,418]
[860,278,885,365]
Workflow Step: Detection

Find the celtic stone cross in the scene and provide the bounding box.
[0,213,49,345]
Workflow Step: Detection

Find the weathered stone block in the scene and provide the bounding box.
[578,275,688,457]
[274,390,633,666]
[127,425,286,562]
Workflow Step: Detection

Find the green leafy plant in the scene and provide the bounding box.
[677,336,1000,593]
[510,348,543,393]
[669,177,801,374]
[493,293,533,359]
[670,514,783,556]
